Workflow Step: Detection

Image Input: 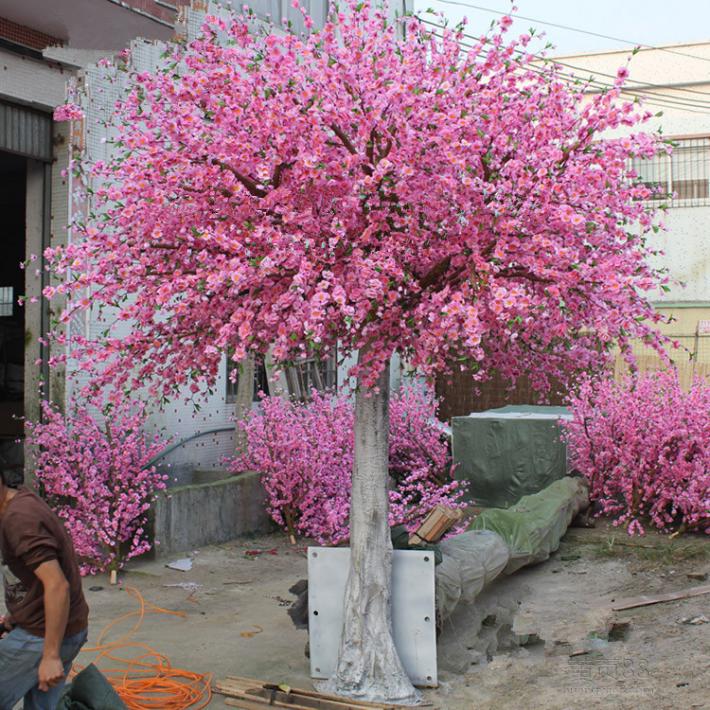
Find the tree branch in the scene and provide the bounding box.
[330,124,374,176]
[418,255,452,289]
[210,158,266,198]
[330,124,358,155]
[497,267,553,284]
[271,161,294,189]
[366,127,376,165]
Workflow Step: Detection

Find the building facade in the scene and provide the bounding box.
[437,41,710,420]
[0,0,412,485]
[0,0,191,484]
[555,42,710,387]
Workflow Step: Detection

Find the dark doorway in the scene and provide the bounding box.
[0,151,27,483]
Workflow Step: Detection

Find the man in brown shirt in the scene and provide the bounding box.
[0,469,89,710]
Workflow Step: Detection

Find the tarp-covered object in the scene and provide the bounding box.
[435,530,510,622]
[452,405,571,508]
[469,476,589,574]
[56,664,127,710]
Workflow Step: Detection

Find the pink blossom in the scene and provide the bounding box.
[227,388,466,543]
[25,400,169,574]
[45,1,668,423]
[53,103,84,122]
[563,371,709,536]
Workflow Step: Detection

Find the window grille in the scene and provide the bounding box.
[225,356,269,403]
[225,352,338,403]
[235,0,329,31]
[630,137,710,207]
[284,354,338,401]
[0,287,13,317]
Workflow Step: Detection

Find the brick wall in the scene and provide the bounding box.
[435,368,566,422]
[114,0,192,24]
[0,16,63,50]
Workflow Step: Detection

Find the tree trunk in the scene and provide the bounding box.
[323,360,420,704]
[264,347,289,400]
[234,354,255,455]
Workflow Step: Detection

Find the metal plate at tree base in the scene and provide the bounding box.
[308,547,437,687]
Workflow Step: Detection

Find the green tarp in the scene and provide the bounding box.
[56,664,127,710]
[469,476,589,574]
[452,405,571,508]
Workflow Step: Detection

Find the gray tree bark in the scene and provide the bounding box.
[264,347,289,400]
[234,353,255,455]
[323,359,420,704]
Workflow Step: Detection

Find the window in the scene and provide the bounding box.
[0,287,13,318]
[225,352,338,403]
[631,137,710,206]
[226,356,269,403]
[283,354,338,401]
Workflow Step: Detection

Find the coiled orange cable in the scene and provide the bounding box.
[74,586,212,709]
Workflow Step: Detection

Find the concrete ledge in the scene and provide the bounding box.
[154,471,274,557]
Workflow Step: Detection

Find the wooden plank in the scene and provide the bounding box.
[217,675,413,709]
[218,678,352,709]
[224,698,312,710]
[612,584,710,611]
[224,677,380,706]
[221,686,372,710]
[409,505,463,545]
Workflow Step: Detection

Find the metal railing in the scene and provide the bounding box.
[613,333,710,388]
[631,136,710,208]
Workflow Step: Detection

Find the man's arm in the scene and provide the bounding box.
[34,560,70,691]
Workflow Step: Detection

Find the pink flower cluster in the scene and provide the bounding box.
[53,103,84,122]
[563,371,709,535]
[229,388,466,543]
[25,401,168,574]
[46,1,669,406]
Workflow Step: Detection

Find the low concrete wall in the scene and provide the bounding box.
[154,471,274,556]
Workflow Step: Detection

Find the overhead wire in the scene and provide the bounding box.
[424,51,708,114]
[429,0,710,66]
[418,17,710,109]
[419,28,708,115]
[417,18,710,115]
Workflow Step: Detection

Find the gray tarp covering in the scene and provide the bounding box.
[435,530,510,622]
[452,405,571,508]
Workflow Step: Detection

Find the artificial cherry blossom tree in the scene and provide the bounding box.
[49,2,669,702]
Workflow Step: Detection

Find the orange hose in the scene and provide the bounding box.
[74,586,212,709]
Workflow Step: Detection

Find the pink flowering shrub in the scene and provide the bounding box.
[52,103,84,122]
[230,388,466,543]
[387,387,463,521]
[236,390,354,543]
[25,401,168,574]
[563,370,709,535]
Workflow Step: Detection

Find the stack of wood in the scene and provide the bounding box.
[214,676,406,709]
[408,505,465,546]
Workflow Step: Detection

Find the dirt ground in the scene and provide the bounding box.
[29,524,710,709]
